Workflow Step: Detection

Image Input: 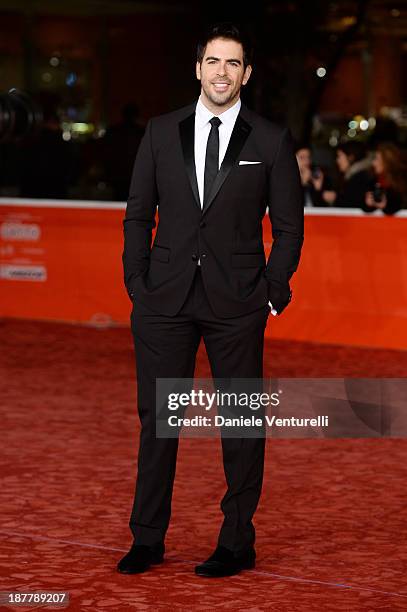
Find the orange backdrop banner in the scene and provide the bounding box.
[1,200,406,350]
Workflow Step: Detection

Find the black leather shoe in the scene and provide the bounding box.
[195,545,255,577]
[117,542,165,574]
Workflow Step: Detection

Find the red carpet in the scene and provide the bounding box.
[1,318,407,610]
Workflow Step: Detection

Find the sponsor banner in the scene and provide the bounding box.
[0,202,128,324]
[1,221,41,241]
[1,200,407,349]
[0,264,47,281]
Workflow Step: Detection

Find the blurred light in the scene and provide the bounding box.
[42,72,52,83]
[72,122,94,134]
[66,72,77,87]
[61,122,95,138]
[97,127,106,138]
[348,120,358,129]
[329,135,338,147]
[347,129,357,138]
[368,117,376,128]
[316,66,326,78]
[50,56,60,67]
[360,119,369,131]
[390,8,400,17]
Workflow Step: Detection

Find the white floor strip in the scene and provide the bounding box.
[1,198,406,217]
[1,529,406,599]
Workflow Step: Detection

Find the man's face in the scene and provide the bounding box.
[196,37,252,110]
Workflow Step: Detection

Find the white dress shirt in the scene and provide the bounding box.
[194,95,241,206]
[193,96,277,316]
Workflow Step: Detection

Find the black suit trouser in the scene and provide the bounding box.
[129,267,269,552]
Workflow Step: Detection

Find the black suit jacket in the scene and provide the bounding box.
[122,101,304,317]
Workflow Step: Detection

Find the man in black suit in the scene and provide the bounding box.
[118,22,304,577]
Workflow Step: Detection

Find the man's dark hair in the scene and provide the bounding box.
[293,141,311,155]
[337,141,367,163]
[197,22,253,69]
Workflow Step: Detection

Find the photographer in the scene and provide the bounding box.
[295,144,333,207]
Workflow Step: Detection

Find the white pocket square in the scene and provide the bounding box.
[239,160,262,165]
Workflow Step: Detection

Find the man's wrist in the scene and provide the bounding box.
[266,277,293,315]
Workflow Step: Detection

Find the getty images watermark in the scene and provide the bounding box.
[165,388,328,430]
[156,378,407,439]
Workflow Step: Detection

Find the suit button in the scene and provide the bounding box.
[201,253,207,259]
[200,221,206,228]
[192,254,198,261]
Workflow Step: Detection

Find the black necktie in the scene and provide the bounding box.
[203,116,222,206]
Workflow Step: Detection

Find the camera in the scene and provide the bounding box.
[0,88,43,143]
[373,183,384,203]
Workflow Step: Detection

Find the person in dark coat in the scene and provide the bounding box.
[329,141,372,209]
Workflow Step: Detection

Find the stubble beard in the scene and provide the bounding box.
[202,81,240,109]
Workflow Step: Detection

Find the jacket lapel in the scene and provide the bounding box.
[179,109,201,210]
[178,102,253,214]
[202,112,252,215]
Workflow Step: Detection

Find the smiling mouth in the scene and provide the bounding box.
[212,82,230,91]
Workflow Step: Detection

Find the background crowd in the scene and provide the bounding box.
[296,136,407,215]
[1,100,407,215]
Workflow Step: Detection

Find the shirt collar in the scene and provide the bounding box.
[196,96,241,129]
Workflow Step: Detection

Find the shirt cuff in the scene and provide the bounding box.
[268,301,277,316]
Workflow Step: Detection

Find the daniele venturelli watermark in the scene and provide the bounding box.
[155,378,406,439]
[155,379,335,438]
[165,388,328,429]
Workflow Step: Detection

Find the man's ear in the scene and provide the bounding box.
[196,61,202,81]
[242,64,252,86]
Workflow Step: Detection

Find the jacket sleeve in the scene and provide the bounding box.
[265,127,304,314]
[338,171,372,209]
[122,119,158,298]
